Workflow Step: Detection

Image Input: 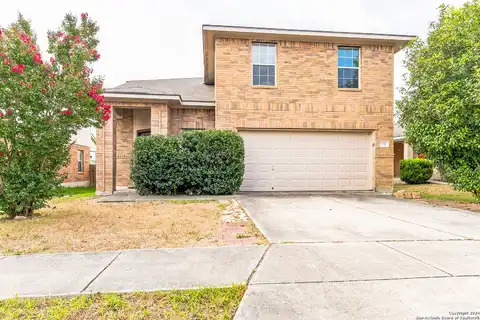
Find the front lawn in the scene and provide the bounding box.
[0,285,246,320]
[0,197,265,255]
[58,186,96,197]
[394,183,480,212]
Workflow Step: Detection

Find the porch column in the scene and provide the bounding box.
[151,103,169,135]
[95,108,116,195]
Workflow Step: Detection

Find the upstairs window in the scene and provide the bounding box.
[338,47,360,89]
[252,43,276,86]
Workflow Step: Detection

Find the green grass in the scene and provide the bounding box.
[394,183,480,204]
[419,193,479,203]
[0,285,246,320]
[55,186,96,200]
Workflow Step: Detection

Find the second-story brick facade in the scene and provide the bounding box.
[213,35,396,191]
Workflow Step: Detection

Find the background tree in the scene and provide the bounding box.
[397,0,480,199]
[0,13,111,218]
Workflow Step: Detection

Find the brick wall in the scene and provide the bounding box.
[96,102,215,193]
[170,108,215,135]
[214,38,394,191]
[59,144,90,184]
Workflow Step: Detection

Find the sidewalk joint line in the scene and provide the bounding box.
[249,274,477,286]
[378,241,453,276]
[328,197,467,240]
[271,238,474,245]
[81,251,123,293]
[247,244,271,285]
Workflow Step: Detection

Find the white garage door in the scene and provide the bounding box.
[240,131,374,191]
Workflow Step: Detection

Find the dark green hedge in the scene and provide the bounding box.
[130,130,245,195]
[400,158,433,184]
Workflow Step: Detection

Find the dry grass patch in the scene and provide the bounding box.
[394,183,480,213]
[0,199,225,255]
[0,285,246,320]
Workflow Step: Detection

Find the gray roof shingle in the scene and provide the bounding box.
[106,77,214,102]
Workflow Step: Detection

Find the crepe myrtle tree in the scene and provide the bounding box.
[0,13,111,218]
[397,1,480,199]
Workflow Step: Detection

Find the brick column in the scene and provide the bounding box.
[95,108,116,195]
[151,104,169,135]
[115,109,134,188]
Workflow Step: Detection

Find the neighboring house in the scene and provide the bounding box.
[59,127,96,187]
[96,25,415,195]
[59,144,91,187]
[393,124,416,177]
[72,127,96,164]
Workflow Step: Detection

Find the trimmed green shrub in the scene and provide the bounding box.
[130,130,245,195]
[130,135,185,195]
[400,158,433,184]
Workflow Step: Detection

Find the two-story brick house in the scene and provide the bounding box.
[96,25,414,195]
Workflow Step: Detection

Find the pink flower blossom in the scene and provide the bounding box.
[20,33,31,44]
[33,53,43,64]
[81,13,88,19]
[12,64,25,73]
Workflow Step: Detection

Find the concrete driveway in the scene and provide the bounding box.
[236,193,480,319]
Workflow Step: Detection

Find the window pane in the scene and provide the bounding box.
[253,75,260,85]
[352,57,359,67]
[252,44,259,55]
[268,66,275,77]
[259,65,268,75]
[260,45,268,55]
[267,54,275,65]
[252,53,259,64]
[267,74,275,86]
[259,54,268,65]
[351,69,359,79]
[260,75,269,85]
[267,45,276,55]
[339,57,354,68]
[352,48,359,57]
[253,65,260,77]
[346,69,354,79]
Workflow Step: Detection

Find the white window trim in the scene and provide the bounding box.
[338,46,361,89]
[252,42,277,87]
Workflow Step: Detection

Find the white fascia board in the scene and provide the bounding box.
[202,25,416,42]
[104,93,215,107]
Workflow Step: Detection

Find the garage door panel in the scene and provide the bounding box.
[240,131,373,191]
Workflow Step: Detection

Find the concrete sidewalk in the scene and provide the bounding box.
[97,190,238,203]
[0,246,266,299]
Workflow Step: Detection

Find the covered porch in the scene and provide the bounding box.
[95,78,215,195]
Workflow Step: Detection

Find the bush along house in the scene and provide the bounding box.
[96,25,415,195]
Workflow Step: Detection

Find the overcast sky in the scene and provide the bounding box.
[1,0,467,99]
